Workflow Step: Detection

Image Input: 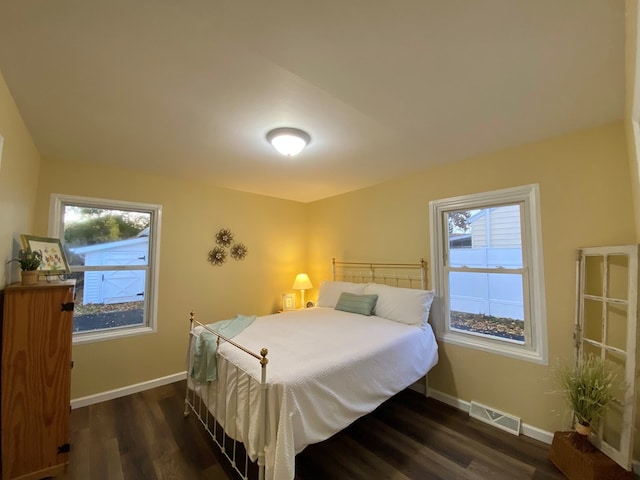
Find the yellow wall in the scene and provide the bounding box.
[625,0,640,242]
[0,72,41,287]
[307,122,635,433]
[34,158,307,398]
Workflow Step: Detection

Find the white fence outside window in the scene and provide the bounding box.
[449,247,524,320]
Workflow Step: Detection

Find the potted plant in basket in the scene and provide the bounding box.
[549,354,631,479]
[558,353,619,439]
[8,249,43,285]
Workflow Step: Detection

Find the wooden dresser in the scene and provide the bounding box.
[1,280,75,480]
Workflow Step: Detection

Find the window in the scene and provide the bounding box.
[50,194,162,344]
[429,184,548,364]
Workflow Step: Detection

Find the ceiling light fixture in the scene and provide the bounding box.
[266,127,311,156]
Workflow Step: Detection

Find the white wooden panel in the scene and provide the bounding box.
[489,205,521,247]
[471,220,487,247]
[576,245,638,470]
[102,270,145,304]
[449,271,524,320]
[82,271,103,304]
[103,250,147,266]
[450,247,522,268]
[85,252,104,267]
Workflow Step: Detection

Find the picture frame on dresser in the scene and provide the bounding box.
[282,293,296,311]
[20,234,70,274]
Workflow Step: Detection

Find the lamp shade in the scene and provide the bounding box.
[267,127,311,156]
[292,273,313,290]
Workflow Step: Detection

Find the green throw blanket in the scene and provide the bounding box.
[190,314,256,383]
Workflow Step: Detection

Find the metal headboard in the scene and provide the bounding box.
[332,258,427,290]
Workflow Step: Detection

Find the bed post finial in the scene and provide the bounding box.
[189,310,195,323]
[260,348,269,366]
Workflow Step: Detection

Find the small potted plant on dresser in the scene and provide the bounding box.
[9,249,43,285]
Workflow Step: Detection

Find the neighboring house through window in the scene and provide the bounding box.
[49,194,162,344]
[429,184,548,364]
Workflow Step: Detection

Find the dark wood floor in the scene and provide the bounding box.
[60,380,567,480]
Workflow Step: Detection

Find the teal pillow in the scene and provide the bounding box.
[334,292,378,316]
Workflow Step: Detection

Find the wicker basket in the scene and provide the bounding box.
[549,431,634,480]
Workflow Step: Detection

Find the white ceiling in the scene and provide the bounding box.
[0,0,625,202]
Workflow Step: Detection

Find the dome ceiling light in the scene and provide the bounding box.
[266,127,311,156]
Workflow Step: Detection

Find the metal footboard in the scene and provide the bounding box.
[184,311,269,480]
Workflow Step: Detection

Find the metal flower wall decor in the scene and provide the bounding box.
[230,242,248,260]
[208,246,227,266]
[215,228,234,247]
[208,228,249,266]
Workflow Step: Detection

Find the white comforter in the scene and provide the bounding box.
[194,307,438,480]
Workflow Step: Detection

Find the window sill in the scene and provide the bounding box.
[437,330,548,365]
[73,325,156,345]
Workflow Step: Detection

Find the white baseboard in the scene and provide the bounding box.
[70,371,187,409]
[428,388,471,413]
[521,423,554,444]
[427,388,554,445]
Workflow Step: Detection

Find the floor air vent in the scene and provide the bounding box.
[469,401,521,436]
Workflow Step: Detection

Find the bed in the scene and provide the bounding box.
[184,259,438,480]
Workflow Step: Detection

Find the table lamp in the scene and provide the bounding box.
[292,273,313,308]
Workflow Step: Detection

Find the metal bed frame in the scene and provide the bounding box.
[332,257,427,289]
[184,311,269,480]
[184,259,427,480]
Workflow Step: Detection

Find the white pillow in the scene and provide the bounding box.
[316,281,366,308]
[363,283,435,325]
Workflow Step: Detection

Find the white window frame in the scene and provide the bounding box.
[429,184,548,364]
[49,193,162,345]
